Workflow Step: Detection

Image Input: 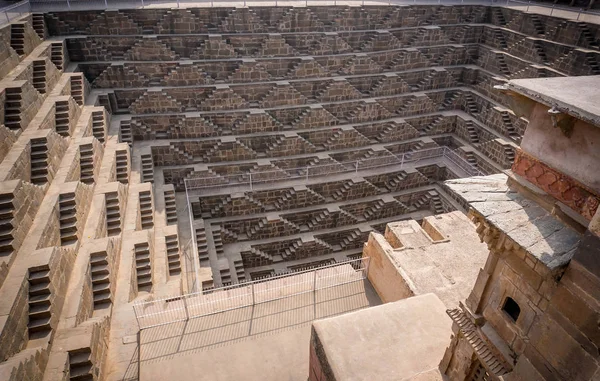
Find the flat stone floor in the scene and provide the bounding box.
[138,279,380,381]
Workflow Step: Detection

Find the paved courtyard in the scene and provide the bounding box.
[137,279,380,381]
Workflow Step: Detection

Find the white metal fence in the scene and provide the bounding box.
[183,146,484,192]
[133,256,370,329]
[0,0,30,25]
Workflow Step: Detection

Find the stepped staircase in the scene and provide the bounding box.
[495,53,511,75]
[439,92,460,110]
[32,14,45,39]
[68,349,94,381]
[196,228,209,265]
[30,138,49,184]
[282,241,301,261]
[105,192,121,236]
[139,191,153,229]
[4,87,23,130]
[234,259,245,282]
[213,227,224,257]
[504,146,516,165]
[307,210,329,230]
[79,144,94,184]
[579,23,599,49]
[464,121,480,143]
[363,200,385,220]
[463,94,479,115]
[340,230,361,250]
[494,30,508,49]
[500,111,521,140]
[10,23,25,55]
[530,15,545,36]
[464,151,478,169]
[585,53,600,74]
[32,60,46,94]
[332,182,352,200]
[141,154,154,183]
[386,172,408,191]
[120,121,132,145]
[493,9,507,25]
[411,71,435,91]
[70,76,84,105]
[0,194,14,256]
[209,196,231,217]
[115,149,129,183]
[59,192,78,245]
[165,235,181,276]
[429,192,445,214]
[90,251,111,308]
[134,243,152,291]
[413,193,432,211]
[421,116,444,135]
[533,41,548,64]
[91,110,105,143]
[50,42,64,71]
[55,100,70,136]
[28,266,52,336]
[164,189,177,225]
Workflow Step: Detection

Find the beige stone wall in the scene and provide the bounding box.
[521,103,600,191]
[363,232,416,303]
[0,277,29,361]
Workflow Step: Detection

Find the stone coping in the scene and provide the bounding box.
[445,174,581,270]
[508,76,600,128]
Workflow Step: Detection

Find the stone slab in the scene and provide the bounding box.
[312,293,451,381]
[508,76,600,127]
[445,174,581,269]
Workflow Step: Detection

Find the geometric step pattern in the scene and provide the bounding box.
[90,250,111,309]
[134,242,152,292]
[138,191,153,230]
[105,192,121,236]
[165,234,181,276]
[27,266,52,337]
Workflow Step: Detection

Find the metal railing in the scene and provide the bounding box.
[184,146,484,192]
[133,256,370,329]
[0,0,30,25]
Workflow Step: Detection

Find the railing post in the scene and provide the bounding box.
[141,0,144,8]
[104,0,108,8]
[306,166,309,182]
[183,295,189,321]
[251,283,255,305]
[4,11,9,23]
[249,172,253,191]
[550,5,554,15]
[355,161,358,173]
[177,0,180,8]
[313,268,318,293]
[66,0,71,10]
[577,9,582,20]
[400,153,404,170]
